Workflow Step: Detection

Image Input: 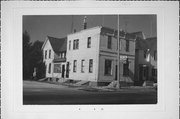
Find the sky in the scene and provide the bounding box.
[23,15,157,43]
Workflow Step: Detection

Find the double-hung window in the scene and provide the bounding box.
[73,60,77,72]
[73,39,79,50]
[87,37,91,48]
[89,59,93,73]
[81,60,85,73]
[107,36,112,49]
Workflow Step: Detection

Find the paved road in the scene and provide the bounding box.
[23,81,157,105]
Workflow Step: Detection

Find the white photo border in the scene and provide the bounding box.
[1,1,179,119]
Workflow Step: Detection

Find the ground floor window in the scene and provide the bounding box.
[48,63,51,74]
[104,59,112,75]
[81,60,85,73]
[89,59,93,73]
[54,64,61,73]
[73,60,77,72]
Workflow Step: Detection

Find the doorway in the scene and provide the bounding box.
[62,65,65,78]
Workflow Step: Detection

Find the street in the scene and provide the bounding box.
[23,81,157,105]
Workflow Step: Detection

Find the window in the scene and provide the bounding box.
[45,50,47,59]
[69,41,71,50]
[154,51,157,61]
[104,59,112,75]
[152,68,157,76]
[89,59,93,73]
[73,40,76,49]
[126,39,129,52]
[62,53,64,58]
[76,39,79,49]
[107,36,112,49]
[48,63,51,74]
[49,50,51,58]
[81,60,85,73]
[73,60,77,72]
[123,59,129,76]
[73,39,79,50]
[87,37,91,48]
[54,64,61,73]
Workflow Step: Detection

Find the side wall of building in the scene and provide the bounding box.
[66,27,101,82]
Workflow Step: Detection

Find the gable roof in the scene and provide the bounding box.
[136,37,157,50]
[47,36,67,53]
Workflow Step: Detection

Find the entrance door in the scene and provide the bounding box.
[139,65,149,82]
[62,65,65,78]
[66,62,69,78]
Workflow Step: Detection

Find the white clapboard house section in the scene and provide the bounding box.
[66,26,139,86]
[42,36,67,79]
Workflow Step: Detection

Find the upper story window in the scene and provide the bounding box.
[81,60,85,73]
[73,60,77,72]
[45,50,47,59]
[107,36,112,49]
[73,39,79,50]
[89,59,93,73]
[87,37,91,48]
[126,39,130,52]
[104,59,112,75]
[154,51,157,61]
[49,50,51,59]
[62,53,64,58]
[69,41,71,50]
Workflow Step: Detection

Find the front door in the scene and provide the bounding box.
[62,65,65,78]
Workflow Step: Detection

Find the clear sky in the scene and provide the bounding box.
[23,15,157,43]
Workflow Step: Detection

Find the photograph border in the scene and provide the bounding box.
[1,1,179,119]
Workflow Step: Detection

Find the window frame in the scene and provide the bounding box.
[69,40,71,50]
[126,39,130,52]
[104,59,112,76]
[107,35,112,49]
[87,37,91,48]
[45,50,47,59]
[81,59,85,73]
[89,59,93,73]
[49,50,51,59]
[73,60,77,72]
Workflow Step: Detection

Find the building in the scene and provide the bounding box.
[66,26,137,86]
[41,26,157,86]
[41,36,67,79]
[134,37,157,86]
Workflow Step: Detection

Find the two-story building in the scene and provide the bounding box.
[41,36,67,79]
[134,37,157,85]
[66,26,137,86]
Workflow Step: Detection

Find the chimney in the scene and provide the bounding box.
[83,16,87,29]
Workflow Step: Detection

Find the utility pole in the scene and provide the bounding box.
[116,15,120,89]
